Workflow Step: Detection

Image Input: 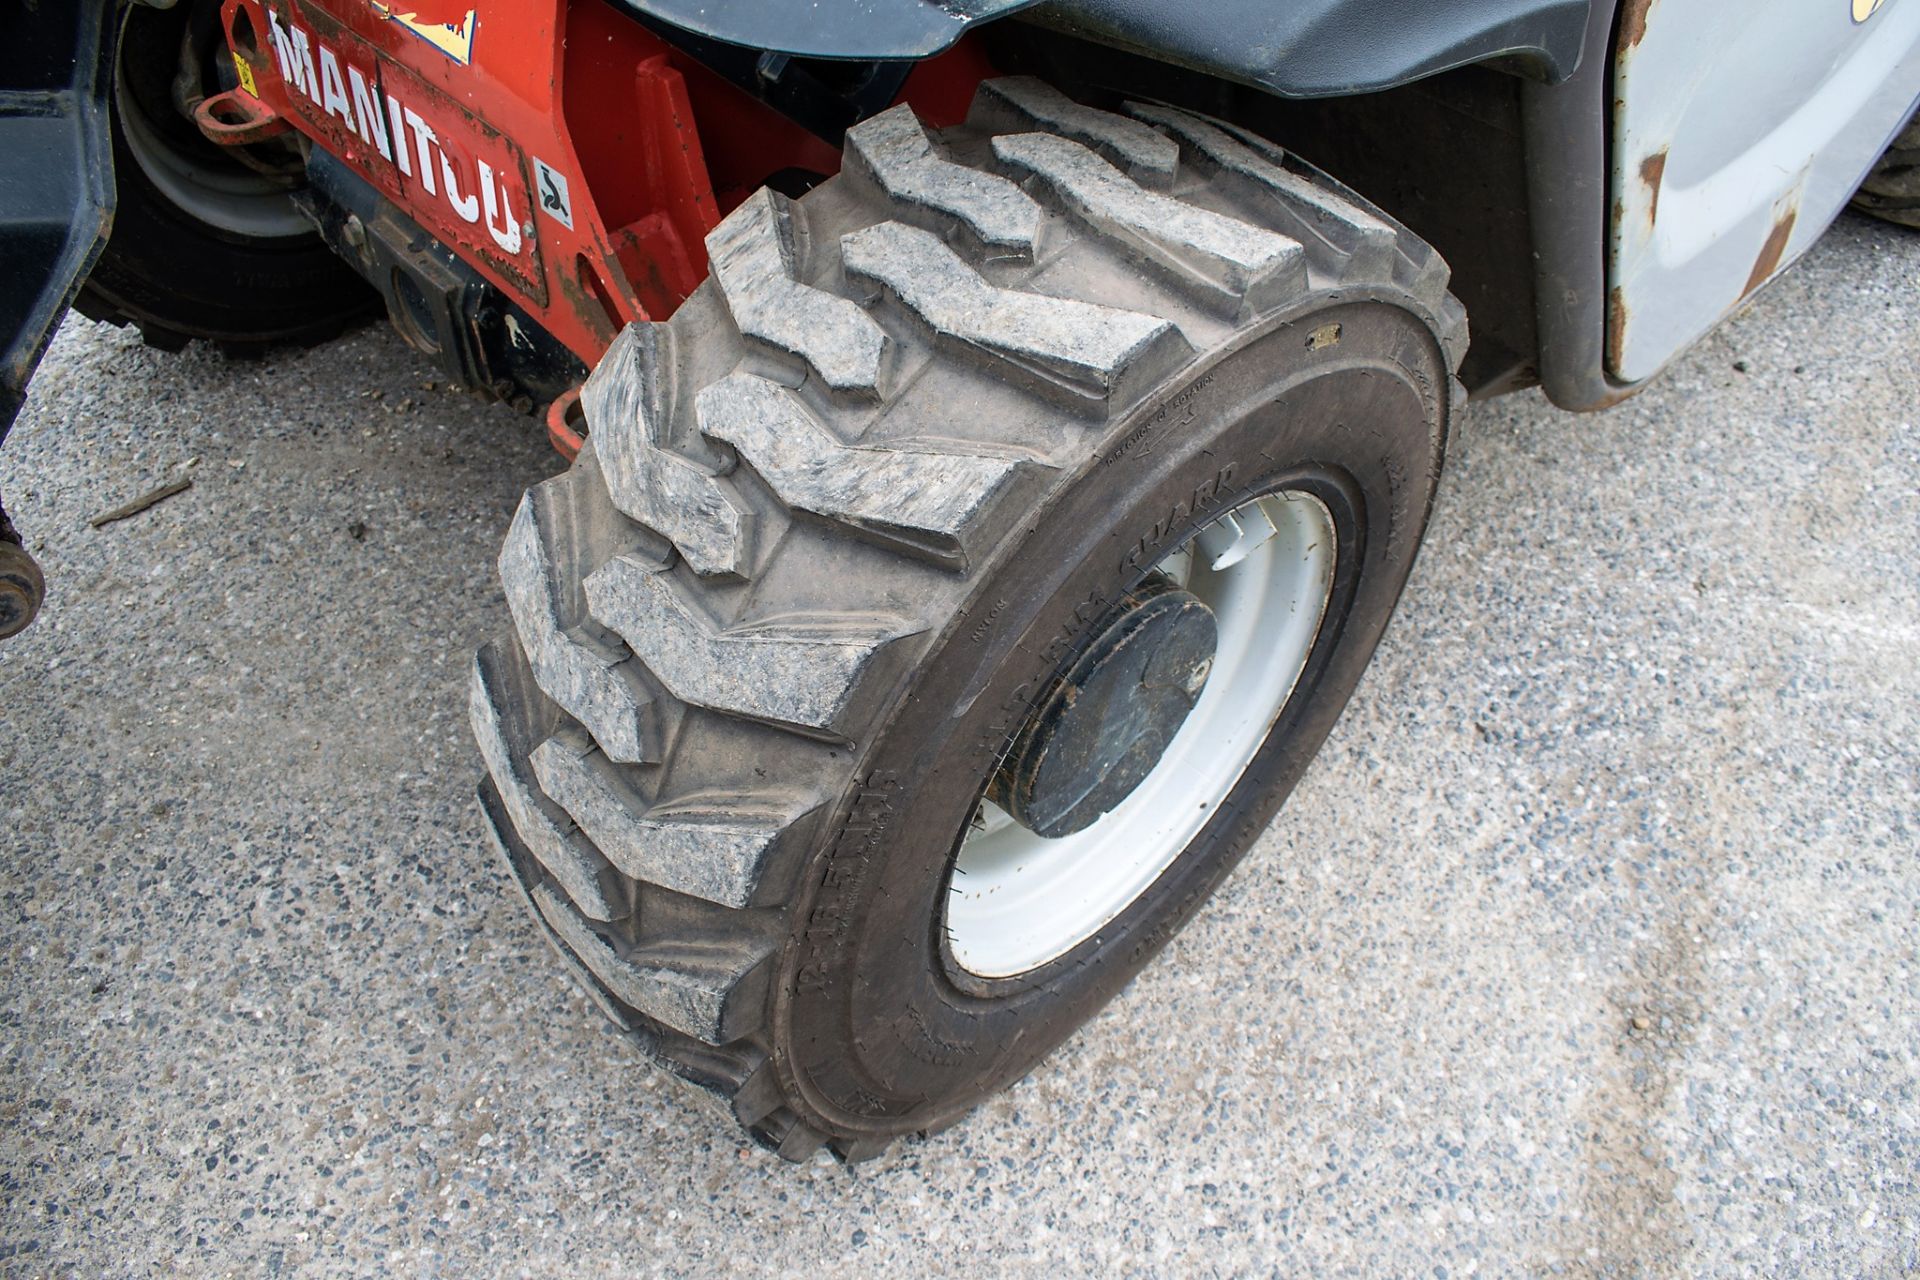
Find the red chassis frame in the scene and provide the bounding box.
[214,0,991,396]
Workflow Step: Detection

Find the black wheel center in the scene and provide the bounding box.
[988,576,1218,839]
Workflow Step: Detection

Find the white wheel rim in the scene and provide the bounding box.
[946,490,1338,978]
[115,62,313,241]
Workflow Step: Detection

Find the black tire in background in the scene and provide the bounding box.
[473,80,1468,1160]
[74,3,375,351]
[1852,109,1920,230]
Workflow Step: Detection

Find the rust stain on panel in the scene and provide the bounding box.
[1639,150,1669,225]
[1620,0,1658,48]
[1741,205,1798,297]
[1607,285,1628,371]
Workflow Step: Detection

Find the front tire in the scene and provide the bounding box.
[473,80,1466,1160]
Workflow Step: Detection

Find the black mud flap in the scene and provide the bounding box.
[0,0,118,438]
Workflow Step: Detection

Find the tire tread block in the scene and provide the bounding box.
[697,371,1023,566]
[584,553,916,734]
[993,131,1306,312]
[708,188,888,392]
[841,220,1190,404]
[580,324,754,577]
[470,641,619,922]
[847,105,1042,256]
[1126,103,1397,281]
[531,881,771,1045]
[530,730,817,908]
[499,469,665,765]
[972,77,1178,188]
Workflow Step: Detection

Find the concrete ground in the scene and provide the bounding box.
[0,212,1915,1278]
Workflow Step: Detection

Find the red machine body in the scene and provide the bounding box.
[215,0,992,371]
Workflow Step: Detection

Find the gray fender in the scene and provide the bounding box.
[617,0,1595,94]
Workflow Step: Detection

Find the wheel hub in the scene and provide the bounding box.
[989,577,1217,838]
[948,489,1338,978]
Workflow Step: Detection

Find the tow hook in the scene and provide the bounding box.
[545,385,587,461]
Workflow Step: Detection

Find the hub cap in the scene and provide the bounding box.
[946,490,1337,978]
[986,576,1218,840]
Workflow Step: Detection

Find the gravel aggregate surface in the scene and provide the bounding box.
[1,213,1916,1277]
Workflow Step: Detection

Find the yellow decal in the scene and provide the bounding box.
[1853,0,1886,21]
[371,5,478,64]
[231,51,257,96]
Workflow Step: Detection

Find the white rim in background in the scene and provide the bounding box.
[115,62,312,240]
[946,490,1338,978]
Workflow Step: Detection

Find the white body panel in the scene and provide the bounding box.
[1609,0,1920,382]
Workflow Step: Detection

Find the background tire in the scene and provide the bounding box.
[1852,109,1920,230]
[473,79,1467,1160]
[74,2,376,351]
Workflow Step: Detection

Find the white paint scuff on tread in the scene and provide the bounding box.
[469,643,618,922]
[1126,103,1397,281]
[499,471,659,765]
[581,326,753,577]
[845,105,1042,256]
[842,220,1188,401]
[993,132,1306,312]
[973,77,1178,187]
[583,553,916,733]
[707,188,887,392]
[529,731,817,909]
[530,881,760,1045]
[697,371,1023,564]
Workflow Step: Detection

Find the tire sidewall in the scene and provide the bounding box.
[775,294,1452,1137]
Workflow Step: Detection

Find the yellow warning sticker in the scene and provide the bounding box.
[371,6,479,65]
[231,52,257,97]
